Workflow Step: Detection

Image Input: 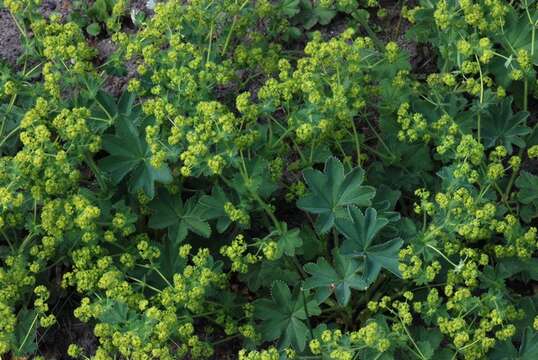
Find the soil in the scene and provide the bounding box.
[38,318,98,360]
[0,9,23,66]
[95,38,134,97]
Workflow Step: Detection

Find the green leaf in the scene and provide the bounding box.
[417,341,434,359]
[299,226,325,261]
[496,8,538,65]
[157,232,188,282]
[280,0,301,17]
[516,171,538,205]
[96,299,156,341]
[481,97,530,153]
[254,281,320,351]
[285,26,302,40]
[86,22,101,36]
[148,189,211,244]
[303,252,367,305]
[98,300,129,325]
[99,116,172,199]
[373,185,401,222]
[514,297,538,332]
[297,157,375,234]
[93,90,119,123]
[515,171,538,223]
[520,203,538,224]
[240,261,301,292]
[299,2,336,29]
[89,0,111,21]
[276,225,303,258]
[497,257,538,281]
[231,158,278,199]
[336,207,403,284]
[313,6,336,26]
[118,90,136,116]
[198,186,232,233]
[413,327,443,360]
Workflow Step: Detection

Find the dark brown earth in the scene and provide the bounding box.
[0,9,23,66]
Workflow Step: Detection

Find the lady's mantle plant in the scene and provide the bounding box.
[0,0,537,359]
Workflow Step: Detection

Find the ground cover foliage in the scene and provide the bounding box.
[1,0,538,359]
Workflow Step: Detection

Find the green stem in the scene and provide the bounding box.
[237,151,282,232]
[207,22,214,63]
[10,12,27,40]
[364,118,395,160]
[458,338,481,352]
[425,244,460,269]
[475,55,484,144]
[251,190,281,232]
[150,263,173,287]
[523,76,529,111]
[0,125,21,149]
[386,308,426,360]
[361,144,393,161]
[293,140,307,164]
[19,231,35,252]
[221,0,249,56]
[353,274,386,321]
[24,62,43,78]
[127,276,163,293]
[350,119,362,166]
[1,231,14,252]
[503,66,533,201]
[212,334,240,346]
[18,314,38,353]
[292,256,307,279]
[84,153,108,192]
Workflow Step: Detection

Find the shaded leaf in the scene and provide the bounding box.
[336,207,403,284]
[99,116,171,198]
[482,97,530,153]
[303,253,367,305]
[276,225,303,258]
[148,189,211,244]
[298,157,375,233]
[240,261,300,292]
[254,281,320,351]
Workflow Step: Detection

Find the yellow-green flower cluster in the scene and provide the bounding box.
[494,226,538,258]
[528,145,538,158]
[238,347,279,360]
[31,18,96,98]
[307,325,392,359]
[224,202,250,226]
[396,102,429,142]
[220,234,260,273]
[256,29,396,143]
[66,246,235,359]
[52,107,101,152]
